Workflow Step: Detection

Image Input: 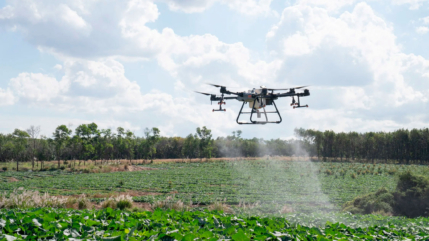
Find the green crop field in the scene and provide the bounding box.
[1,208,429,240]
[2,160,429,240]
[1,160,428,213]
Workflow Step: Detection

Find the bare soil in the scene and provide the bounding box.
[7,177,20,182]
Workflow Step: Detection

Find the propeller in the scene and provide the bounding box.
[207,83,226,88]
[194,91,213,96]
[292,85,309,90]
[266,85,309,91]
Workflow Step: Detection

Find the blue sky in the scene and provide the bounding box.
[1,0,429,139]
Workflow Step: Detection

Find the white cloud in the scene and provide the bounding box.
[0,5,13,19]
[119,0,160,37]
[416,26,429,34]
[9,73,65,102]
[160,0,217,13]
[265,1,429,132]
[160,0,275,16]
[224,0,275,16]
[2,0,429,138]
[296,0,357,12]
[4,59,238,137]
[0,0,279,87]
[391,0,427,9]
[0,88,15,106]
[421,16,429,25]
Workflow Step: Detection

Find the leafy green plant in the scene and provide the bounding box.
[1,209,429,240]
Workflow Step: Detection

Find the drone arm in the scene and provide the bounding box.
[274,89,310,98]
[272,92,294,98]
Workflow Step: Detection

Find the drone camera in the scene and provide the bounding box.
[304,89,310,96]
[266,99,273,105]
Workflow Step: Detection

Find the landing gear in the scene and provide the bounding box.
[213,94,226,112]
[291,96,309,109]
[236,100,282,124]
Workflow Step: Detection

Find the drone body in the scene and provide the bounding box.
[196,84,310,125]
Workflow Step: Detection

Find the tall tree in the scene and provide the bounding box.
[26,125,40,170]
[140,128,161,161]
[12,129,30,171]
[196,126,213,159]
[53,125,72,168]
[182,134,199,159]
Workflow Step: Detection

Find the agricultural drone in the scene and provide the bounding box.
[195,84,310,125]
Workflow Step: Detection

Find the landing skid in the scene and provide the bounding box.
[236,100,282,125]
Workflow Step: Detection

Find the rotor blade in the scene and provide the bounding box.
[267,85,309,91]
[194,91,213,96]
[294,85,309,89]
[207,83,226,88]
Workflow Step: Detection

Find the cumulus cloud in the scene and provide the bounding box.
[0,0,279,88]
[0,88,15,106]
[416,26,429,34]
[391,0,427,9]
[268,3,428,104]
[2,0,429,138]
[421,16,429,25]
[9,73,65,102]
[263,2,429,133]
[296,0,357,12]
[4,59,238,136]
[160,0,275,16]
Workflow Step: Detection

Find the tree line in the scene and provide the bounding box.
[295,128,429,164]
[1,123,429,170]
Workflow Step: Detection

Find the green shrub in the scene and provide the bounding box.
[151,196,190,211]
[77,195,91,210]
[324,169,333,175]
[344,171,429,217]
[387,168,397,175]
[393,171,429,217]
[343,187,394,215]
[117,200,132,210]
[101,195,133,210]
[101,199,117,209]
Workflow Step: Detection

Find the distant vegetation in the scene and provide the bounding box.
[2,160,428,214]
[2,124,429,171]
[344,171,429,217]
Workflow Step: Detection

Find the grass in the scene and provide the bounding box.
[0,189,69,209]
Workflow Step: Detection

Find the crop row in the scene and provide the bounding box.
[1,161,427,213]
